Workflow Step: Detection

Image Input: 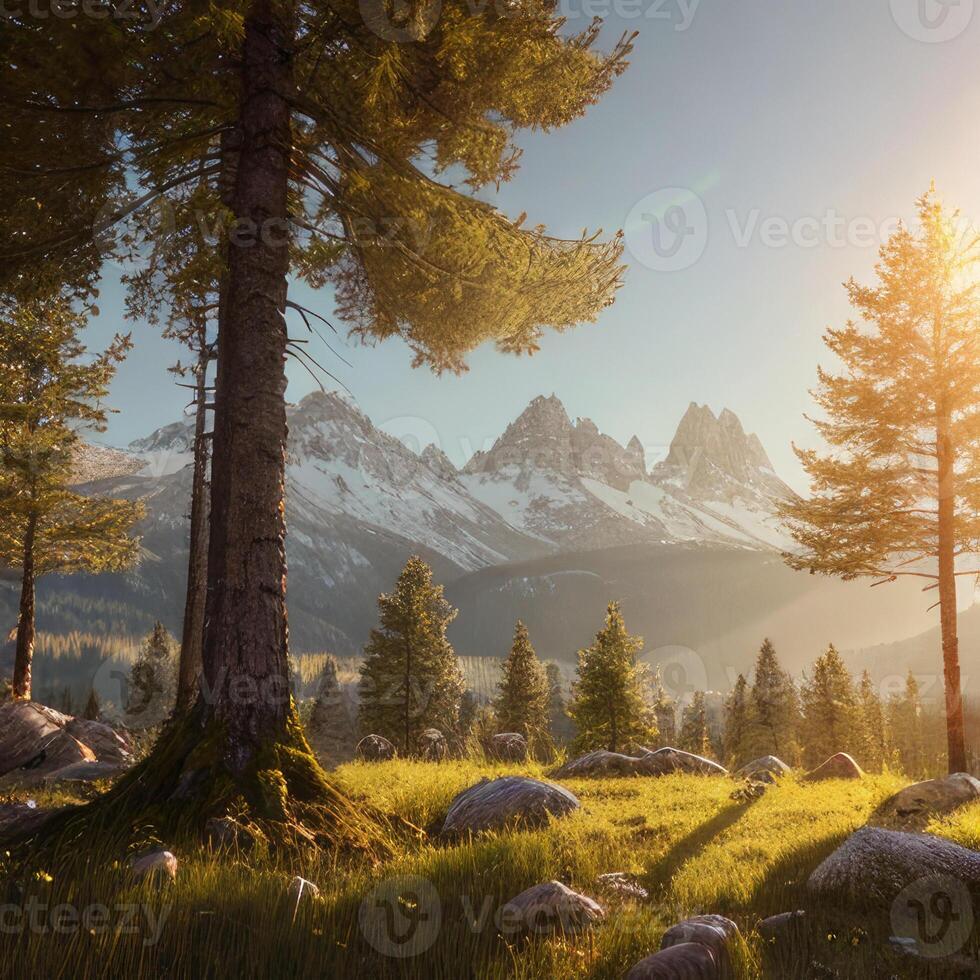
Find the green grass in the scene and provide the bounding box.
[1,760,976,979]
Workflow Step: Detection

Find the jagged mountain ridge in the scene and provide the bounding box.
[22,391,798,653]
[459,395,795,551]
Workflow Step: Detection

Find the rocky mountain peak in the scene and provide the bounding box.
[420,444,458,481]
[463,395,644,491]
[653,402,785,501]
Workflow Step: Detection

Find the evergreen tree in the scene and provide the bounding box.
[0,292,143,700]
[746,639,800,762]
[493,622,550,741]
[650,667,677,748]
[799,645,864,767]
[83,688,101,722]
[307,656,356,764]
[1,0,631,836]
[545,663,575,745]
[569,602,657,753]
[126,622,178,729]
[887,671,927,777]
[723,673,751,766]
[679,691,712,757]
[359,557,464,754]
[781,190,980,774]
[457,690,479,740]
[857,669,887,772]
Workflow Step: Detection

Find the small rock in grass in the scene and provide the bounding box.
[802,753,863,781]
[595,871,648,900]
[757,909,807,946]
[355,734,396,762]
[131,850,177,884]
[499,880,603,935]
[418,728,447,761]
[490,732,528,762]
[661,915,740,979]
[625,941,720,979]
[440,776,579,837]
[735,756,791,779]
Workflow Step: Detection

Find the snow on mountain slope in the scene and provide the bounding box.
[460,395,795,551]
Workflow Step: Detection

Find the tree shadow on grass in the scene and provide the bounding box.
[645,796,759,899]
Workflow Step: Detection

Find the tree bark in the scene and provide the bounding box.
[937,410,966,774]
[198,0,295,775]
[175,327,211,714]
[12,513,37,701]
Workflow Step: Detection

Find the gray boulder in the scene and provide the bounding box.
[418,728,447,761]
[661,915,739,979]
[874,773,980,826]
[355,734,396,762]
[643,747,728,776]
[808,826,980,912]
[735,755,791,779]
[803,752,863,781]
[64,718,133,767]
[555,750,647,778]
[441,776,579,837]
[625,942,720,979]
[491,732,528,762]
[499,880,603,935]
[42,760,123,785]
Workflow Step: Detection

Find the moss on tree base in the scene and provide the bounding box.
[8,702,388,862]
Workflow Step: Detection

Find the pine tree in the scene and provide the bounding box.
[493,622,550,741]
[126,622,178,729]
[857,670,887,772]
[799,645,864,767]
[307,656,356,765]
[745,640,800,762]
[359,557,464,754]
[1,0,632,837]
[679,691,712,758]
[569,602,657,753]
[0,291,143,701]
[723,673,751,766]
[887,671,927,777]
[649,667,677,748]
[545,663,576,745]
[781,190,980,774]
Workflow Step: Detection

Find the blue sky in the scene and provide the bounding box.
[86,0,980,491]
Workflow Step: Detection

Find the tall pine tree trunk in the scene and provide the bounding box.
[937,408,966,773]
[12,513,36,701]
[175,329,210,714]
[199,0,294,774]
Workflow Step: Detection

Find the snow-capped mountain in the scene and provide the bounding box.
[46,391,798,653]
[460,395,795,551]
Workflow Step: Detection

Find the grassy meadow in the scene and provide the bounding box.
[5,757,976,978]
